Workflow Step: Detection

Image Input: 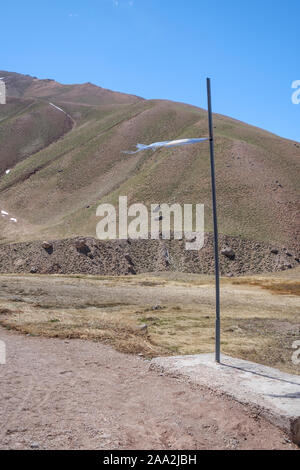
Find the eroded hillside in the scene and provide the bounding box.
[0,71,299,253]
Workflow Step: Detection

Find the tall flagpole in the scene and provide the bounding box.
[206,78,221,363]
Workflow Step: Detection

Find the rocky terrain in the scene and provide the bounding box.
[0,234,298,276]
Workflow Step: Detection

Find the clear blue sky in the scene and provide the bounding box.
[2,0,299,142]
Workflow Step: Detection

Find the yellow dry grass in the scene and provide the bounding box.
[0,271,299,374]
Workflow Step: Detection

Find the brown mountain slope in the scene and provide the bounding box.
[0,71,299,253]
[0,70,142,105]
[0,97,73,174]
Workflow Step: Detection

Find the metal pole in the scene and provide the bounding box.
[206,78,221,363]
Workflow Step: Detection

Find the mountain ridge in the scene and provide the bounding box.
[0,71,299,253]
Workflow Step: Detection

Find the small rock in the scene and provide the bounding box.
[225,325,242,333]
[42,241,53,254]
[270,248,279,255]
[151,305,163,311]
[30,267,37,274]
[42,241,52,250]
[30,442,40,449]
[139,324,148,332]
[75,239,90,254]
[221,247,235,260]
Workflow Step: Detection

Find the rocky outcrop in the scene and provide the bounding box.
[0,235,298,276]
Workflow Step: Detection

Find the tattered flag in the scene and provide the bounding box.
[123,138,209,154]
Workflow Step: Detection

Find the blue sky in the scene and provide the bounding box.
[2,0,299,142]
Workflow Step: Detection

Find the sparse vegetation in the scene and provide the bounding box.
[0,271,299,374]
[0,73,299,374]
[0,71,299,252]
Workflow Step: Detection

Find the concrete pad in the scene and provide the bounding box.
[150,354,300,445]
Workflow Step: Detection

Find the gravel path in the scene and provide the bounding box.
[0,327,295,450]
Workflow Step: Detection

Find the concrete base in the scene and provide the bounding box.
[150,354,300,445]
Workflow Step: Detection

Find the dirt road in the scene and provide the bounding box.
[0,327,296,450]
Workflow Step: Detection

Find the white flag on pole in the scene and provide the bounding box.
[123,138,209,154]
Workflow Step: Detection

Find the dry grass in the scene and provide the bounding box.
[0,302,166,357]
[0,272,299,374]
[231,278,300,296]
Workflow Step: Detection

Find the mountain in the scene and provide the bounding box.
[0,71,299,252]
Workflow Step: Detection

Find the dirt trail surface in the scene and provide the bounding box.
[0,327,296,450]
